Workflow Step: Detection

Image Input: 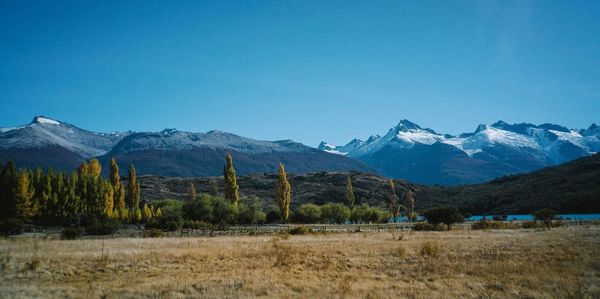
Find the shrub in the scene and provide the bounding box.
[420,241,441,257]
[289,225,310,235]
[412,222,444,231]
[142,228,166,238]
[183,194,237,225]
[84,217,121,235]
[532,208,557,229]
[266,210,280,224]
[0,218,24,236]
[423,207,464,230]
[25,257,41,271]
[392,245,407,257]
[320,203,350,224]
[521,221,540,229]
[237,200,267,225]
[61,227,85,240]
[183,220,212,230]
[296,204,322,223]
[147,213,183,231]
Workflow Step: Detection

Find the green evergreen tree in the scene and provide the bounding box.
[223,153,239,207]
[0,161,17,219]
[275,163,291,222]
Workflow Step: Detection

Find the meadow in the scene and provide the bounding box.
[0,226,599,298]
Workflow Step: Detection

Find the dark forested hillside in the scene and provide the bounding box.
[139,153,600,214]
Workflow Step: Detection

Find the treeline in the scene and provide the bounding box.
[0,159,160,227]
[1,153,421,235]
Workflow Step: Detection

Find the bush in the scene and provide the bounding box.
[183,194,237,225]
[84,217,121,235]
[352,204,390,224]
[237,200,267,225]
[296,204,322,223]
[320,203,350,224]
[420,241,441,257]
[183,220,212,230]
[0,218,24,236]
[142,228,166,238]
[521,221,540,229]
[423,207,464,230]
[472,219,520,230]
[289,225,310,235]
[532,208,557,229]
[266,210,280,224]
[61,227,85,240]
[412,222,445,231]
[147,213,183,231]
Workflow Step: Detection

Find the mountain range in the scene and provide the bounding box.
[1,116,598,185]
[0,116,372,176]
[319,119,599,185]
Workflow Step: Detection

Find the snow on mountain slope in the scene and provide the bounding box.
[318,139,364,155]
[326,119,597,160]
[321,119,598,184]
[0,116,129,158]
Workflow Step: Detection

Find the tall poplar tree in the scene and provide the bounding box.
[346,176,356,222]
[188,182,197,201]
[223,153,239,207]
[406,189,415,222]
[110,159,125,210]
[388,179,400,223]
[126,164,140,210]
[14,170,36,222]
[103,181,114,217]
[275,163,291,222]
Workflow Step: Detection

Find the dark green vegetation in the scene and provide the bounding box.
[138,153,600,214]
[423,207,464,229]
[0,158,160,236]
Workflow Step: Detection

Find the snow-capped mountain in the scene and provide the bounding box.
[0,116,129,157]
[0,116,130,170]
[0,116,372,176]
[320,119,599,185]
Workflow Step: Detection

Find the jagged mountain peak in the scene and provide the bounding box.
[394,119,422,131]
[366,135,380,143]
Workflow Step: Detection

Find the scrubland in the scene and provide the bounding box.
[0,226,599,298]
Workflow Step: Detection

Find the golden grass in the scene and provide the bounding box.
[0,226,599,298]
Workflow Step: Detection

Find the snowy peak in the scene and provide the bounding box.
[394,119,422,132]
[317,138,364,155]
[320,119,599,164]
[583,123,600,137]
[31,116,61,125]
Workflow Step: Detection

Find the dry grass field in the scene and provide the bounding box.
[0,226,599,298]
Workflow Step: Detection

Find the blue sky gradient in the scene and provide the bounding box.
[1,0,599,146]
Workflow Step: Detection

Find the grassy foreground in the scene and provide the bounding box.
[0,226,599,298]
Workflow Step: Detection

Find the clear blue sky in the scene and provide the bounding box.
[1,0,599,147]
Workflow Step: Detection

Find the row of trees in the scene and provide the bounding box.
[183,153,413,225]
[0,159,160,226]
[1,152,416,229]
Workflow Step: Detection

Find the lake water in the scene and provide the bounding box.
[468,214,600,221]
[393,214,600,222]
